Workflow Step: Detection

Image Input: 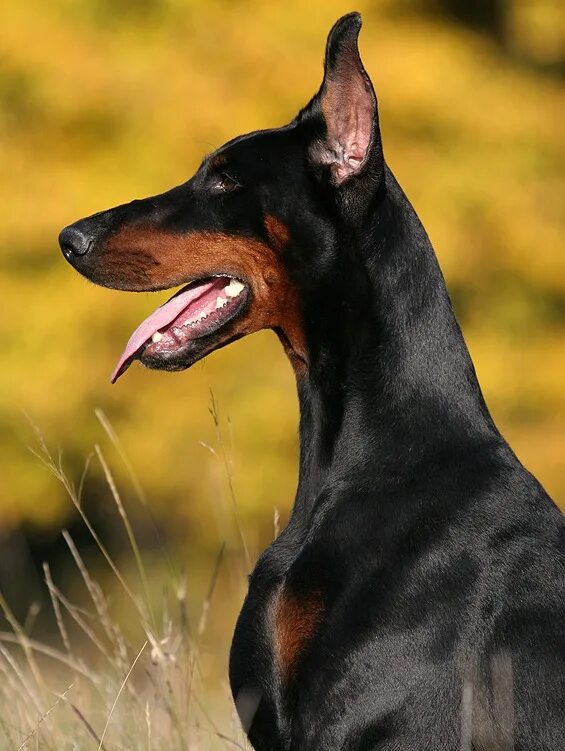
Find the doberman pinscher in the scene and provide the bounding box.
[59,12,565,750]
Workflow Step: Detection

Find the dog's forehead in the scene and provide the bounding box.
[213,126,300,174]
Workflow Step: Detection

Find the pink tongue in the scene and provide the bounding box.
[111,279,221,383]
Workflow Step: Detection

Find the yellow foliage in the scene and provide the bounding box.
[1,0,564,551]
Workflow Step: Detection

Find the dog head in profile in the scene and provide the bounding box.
[59,13,384,382]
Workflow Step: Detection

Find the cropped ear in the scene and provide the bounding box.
[307,13,383,188]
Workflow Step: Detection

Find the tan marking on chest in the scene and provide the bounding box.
[273,586,324,681]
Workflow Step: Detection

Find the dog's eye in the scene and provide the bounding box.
[211,173,241,194]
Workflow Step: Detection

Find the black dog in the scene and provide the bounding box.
[59,13,564,750]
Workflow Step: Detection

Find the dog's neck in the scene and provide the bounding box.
[294,167,499,508]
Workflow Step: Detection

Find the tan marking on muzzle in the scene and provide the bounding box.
[99,225,307,373]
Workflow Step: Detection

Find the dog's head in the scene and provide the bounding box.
[59,12,384,382]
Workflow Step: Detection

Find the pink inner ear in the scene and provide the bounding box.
[320,59,374,184]
[347,143,367,164]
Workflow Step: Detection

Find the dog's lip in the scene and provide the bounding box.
[111,276,248,383]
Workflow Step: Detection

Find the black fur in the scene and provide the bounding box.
[60,12,565,750]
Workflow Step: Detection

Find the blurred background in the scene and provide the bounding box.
[0,0,564,743]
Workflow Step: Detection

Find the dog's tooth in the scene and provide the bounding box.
[151,332,163,343]
[216,296,227,309]
[225,280,245,298]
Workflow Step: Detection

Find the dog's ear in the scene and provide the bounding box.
[305,13,383,192]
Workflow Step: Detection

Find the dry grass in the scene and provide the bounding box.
[0,415,250,750]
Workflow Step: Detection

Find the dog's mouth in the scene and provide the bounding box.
[111,276,249,382]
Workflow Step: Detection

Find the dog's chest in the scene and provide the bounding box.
[228,551,326,743]
[271,582,325,681]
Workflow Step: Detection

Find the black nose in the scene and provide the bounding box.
[59,225,93,259]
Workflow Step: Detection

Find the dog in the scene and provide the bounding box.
[59,12,565,750]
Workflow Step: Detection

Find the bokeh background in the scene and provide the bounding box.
[0,0,564,740]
